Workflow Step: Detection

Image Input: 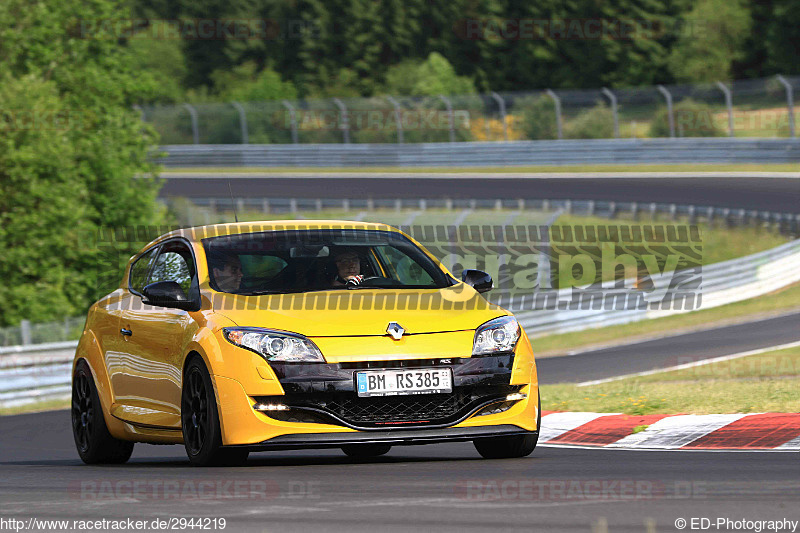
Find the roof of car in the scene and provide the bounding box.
[150,220,400,246]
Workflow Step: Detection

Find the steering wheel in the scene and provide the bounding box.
[346,276,390,288]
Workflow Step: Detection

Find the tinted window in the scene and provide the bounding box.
[376,245,435,285]
[203,229,451,295]
[149,242,195,297]
[129,247,159,294]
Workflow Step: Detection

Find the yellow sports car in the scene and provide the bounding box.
[72,221,539,466]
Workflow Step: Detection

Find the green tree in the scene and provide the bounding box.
[0,0,165,326]
[515,95,559,140]
[765,0,800,74]
[128,38,188,103]
[486,0,679,90]
[667,0,752,82]
[212,62,298,102]
[565,103,615,139]
[384,53,477,96]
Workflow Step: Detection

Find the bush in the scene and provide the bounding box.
[649,98,723,138]
[383,53,476,97]
[565,103,615,139]
[515,95,559,140]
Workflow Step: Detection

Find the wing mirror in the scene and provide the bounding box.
[142,281,199,311]
[461,269,493,293]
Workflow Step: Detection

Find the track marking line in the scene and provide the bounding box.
[558,310,800,359]
[576,340,800,387]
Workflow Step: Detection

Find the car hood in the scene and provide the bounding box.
[208,285,507,337]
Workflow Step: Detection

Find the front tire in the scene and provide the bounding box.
[473,393,540,459]
[72,360,134,464]
[181,357,249,467]
[341,444,392,458]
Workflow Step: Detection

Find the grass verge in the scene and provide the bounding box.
[0,398,69,416]
[554,213,790,267]
[541,346,800,415]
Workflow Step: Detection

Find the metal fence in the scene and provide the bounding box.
[144,74,800,145]
[0,317,85,347]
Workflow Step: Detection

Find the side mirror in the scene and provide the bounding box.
[462,269,493,293]
[142,281,199,311]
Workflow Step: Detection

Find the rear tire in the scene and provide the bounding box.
[72,360,134,465]
[341,444,392,458]
[181,357,249,467]
[473,393,540,459]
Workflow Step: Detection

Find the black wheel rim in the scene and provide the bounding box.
[182,368,208,456]
[71,373,93,453]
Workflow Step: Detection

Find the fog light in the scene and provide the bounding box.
[254,403,289,411]
[506,392,527,401]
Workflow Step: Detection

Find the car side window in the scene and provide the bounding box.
[149,242,196,297]
[129,247,159,295]
[376,245,435,285]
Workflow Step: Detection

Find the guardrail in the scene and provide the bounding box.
[2,203,799,408]
[180,197,800,235]
[514,238,800,337]
[0,343,76,408]
[159,138,800,167]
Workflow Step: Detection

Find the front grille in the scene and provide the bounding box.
[255,385,521,429]
[332,391,472,424]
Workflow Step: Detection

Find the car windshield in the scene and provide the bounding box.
[202,229,454,295]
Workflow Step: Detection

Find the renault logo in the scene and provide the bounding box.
[386,322,405,340]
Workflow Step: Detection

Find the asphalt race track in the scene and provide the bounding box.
[1,313,799,531]
[1,175,797,531]
[1,410,798,533]
[537,312,800,384]
[159,174,800,213]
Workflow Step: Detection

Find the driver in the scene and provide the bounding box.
[331,248,364,287]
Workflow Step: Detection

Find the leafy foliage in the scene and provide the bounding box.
[565,104,616,139]
[667,0,752,82]
[0,0,165,326]
[384,53,477,97]
[102,0,796,101]
[515,95,560,140]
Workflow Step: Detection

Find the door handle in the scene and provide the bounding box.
[120,328,132,336]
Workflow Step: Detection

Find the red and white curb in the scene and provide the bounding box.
[538,411,800,451]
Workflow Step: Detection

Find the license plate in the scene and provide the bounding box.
[355,368,453,397]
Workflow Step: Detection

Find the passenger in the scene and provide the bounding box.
[211,253,243,292]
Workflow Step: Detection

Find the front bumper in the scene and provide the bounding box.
[214,353,538,447]
[228,425,536,451]
[259,355,518,430]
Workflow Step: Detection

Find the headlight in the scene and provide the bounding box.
[472,316,520,356]
[223,328,325,362]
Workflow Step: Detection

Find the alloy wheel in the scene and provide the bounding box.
[71,373,93,453]
[183,368,209,456]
